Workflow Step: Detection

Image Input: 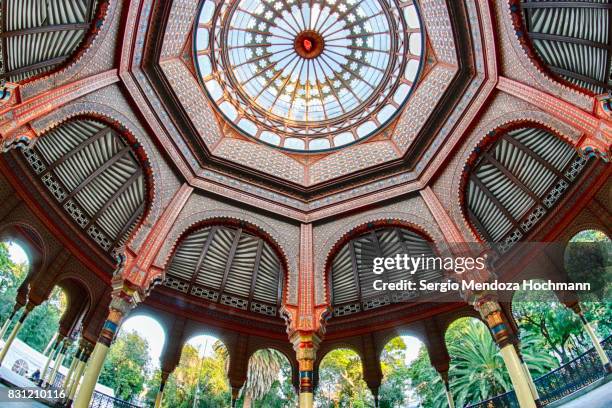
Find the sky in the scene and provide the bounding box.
[119,314,423,369]
[8,242,28,264]
[7,241,423,367]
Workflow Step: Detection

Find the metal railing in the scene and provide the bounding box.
[465,335,611,408]
[89,391,142,408]
[464,390,518,408]
[533,337,609,405]
[39,369,141,407]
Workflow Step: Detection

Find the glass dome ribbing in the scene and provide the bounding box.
[195,0,423,151]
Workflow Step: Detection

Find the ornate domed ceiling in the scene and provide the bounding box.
[194,0,424,151]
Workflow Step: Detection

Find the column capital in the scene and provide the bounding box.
[473,296,516,348]
[97,283,139,347]
[290,331,321,359]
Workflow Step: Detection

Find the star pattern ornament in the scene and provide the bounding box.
[196,0,423,151]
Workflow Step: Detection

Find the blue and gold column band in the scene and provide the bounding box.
[299,365,314,393]
[475,297,514,348]
[98,287,139,346]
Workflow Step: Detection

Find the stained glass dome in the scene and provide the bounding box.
[195,0,423,151]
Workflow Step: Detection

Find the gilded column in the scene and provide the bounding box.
[569,303,611,373]
[48,340,70,387]
[63,347,81,391]
[474,297,536,408]
[0,305,21,340]
[154,371,170,408]
[292,332,320,408]
[43,332,59,356]
[0,302,34,365]
[515,346,541,407]
[66,341,94,406]
[439,370,454,408]
[72,286,139,408]
[40,336,64,387]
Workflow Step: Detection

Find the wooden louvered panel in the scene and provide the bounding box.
[331,245,358,304]
[23,119,145,254]
[253,245,281,304]
[330,227,445,316]
[1,0,99,82]
[224,233,258,298]
[164,225,284,316]
[198,227,234,288]
[521,1,611,93]
[466,126,587,248]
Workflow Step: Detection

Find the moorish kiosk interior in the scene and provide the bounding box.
[0,0,610,407]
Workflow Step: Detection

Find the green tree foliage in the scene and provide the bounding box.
[238,349,296,408]
[407,318,557,408]
[99,331,151,401]
[146,342,231,408]
[564,229,611,299]
[0,242,28,323]
[379,337,413,408]
[406,346,444,408]
[0,242,64,352]
[17,291,64,352]
[316,348,373,408]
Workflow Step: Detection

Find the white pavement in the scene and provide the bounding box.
[558,379,612,408]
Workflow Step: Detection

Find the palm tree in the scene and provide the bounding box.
[447,318,557,407]
[448,319,512,406]
[241,349,285,408]
[213,343,287,408]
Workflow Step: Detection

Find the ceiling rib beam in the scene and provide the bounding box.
[348,240,363,306]
[248,239,264,304]
[42,127,112,178]
[483,152,542,206]
[85,169,142,230]
[549,65,610,90]
[110,201,144,249]
[469,174,518,227]
[501,134,571,182]
[64,145,132,202]
[528,31,611,50]
[0,23,90,38]
[0,55,69,79]
[521,2,612,9]
[188,227,218,293]
[217,228,242,299]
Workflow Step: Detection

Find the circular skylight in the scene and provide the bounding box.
[195,0,423,152]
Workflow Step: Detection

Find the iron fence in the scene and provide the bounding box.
[89,391,142,408]
[465,335,611,407]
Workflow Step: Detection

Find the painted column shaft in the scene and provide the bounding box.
[72,342,110,408]
[499,345,537,408]
[154,388,164,408]
[63,356,78,390]
[40,344,60,386]
[43,332,59,356]
[444,387,454,408]
[521,360,540,403]
[0,313,13,340]
[0,320,22,365]
[581,317,611,372]
[67,360,86,401]
[299,391,313,408]
[154,380,166,408]
[298,364,314,408]
[48,352,65,386]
